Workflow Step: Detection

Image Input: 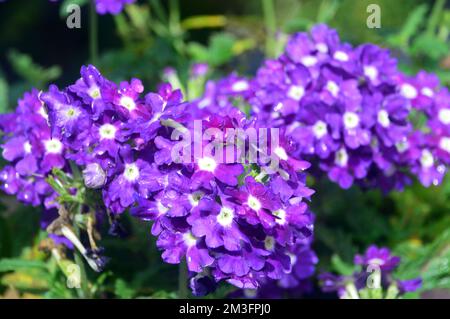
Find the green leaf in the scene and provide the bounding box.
[387,4,428,48]
[316,0,338,24]
[331,254,356,276]
[114,279,135,299]
[0,258,47,272]
[208,33,236,66]
[426,0,446,35]
[395,229,450,292]
[187,33,236,67]
[186,43,209,62]
[410,34,449,60]
[7,50,61,89]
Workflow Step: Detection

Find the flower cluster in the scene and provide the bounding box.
[241,24,449,191]
[319,245,422,299]
[0,89,65,208]
[36,65,317,294]
[394,73,450,187]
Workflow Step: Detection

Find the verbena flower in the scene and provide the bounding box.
[319,245,421,299]
[38,64,316,294]
[0,89,64,208]
[216,24,450,191]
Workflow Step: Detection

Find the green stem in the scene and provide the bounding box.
[262,0,276,58]
[169,0,185,55]
[169,0,180,33]
[426,0,445,35]
[178,261,188,298]
[89,0,99,65]
[74,249,89,298]
[74,204,90,298]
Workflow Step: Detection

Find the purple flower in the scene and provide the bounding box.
[190,273,217,297]
[188,197,246,251]
[354,245,400,272]
[157,230,214,273]
[230,176,281,229]
[320,245,421,298]
[237,24,449,191]
[2,63,317,296]
[397,278,422,294]
[69,65,114,119]
[83,163,107,189]
[95,0,135,15]
[103,148,156,213]
[0,89,66,207]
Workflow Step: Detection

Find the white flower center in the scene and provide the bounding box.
[377,110,390,127]
[99,124,117,140]
[395,140,409,153]
[64,106,81,119]
[368,258,385,266]
[287,85,305,101]
[44,139,63,154]
[421,87,434,97]
[264,236,275,251]
[364,66,378,81]
[274,147,288,161]
[400,83,418,99]
[183,232,197,247]
[157,201,169,215]
[343,112,360,129]
[420,150,434,168]
[247,195,262,211]
[120,96,136,111]
[438,109,450,125]
[23,141,32,154]
[334,51,349,62]
[124,163,140,181]
[217,207,234,227]
[188,191,203,207]
[198,157,217,172]
[326,81,339,97]
[273,209,286,225]
[316,43,328,53]
[88,86,101,99]
[313,121,328,139]
[439,137,450,153]
[335,148,348,167]
[301,55,317,67]
[231,80,249,92]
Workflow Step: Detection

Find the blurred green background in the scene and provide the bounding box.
[0,0,449,298]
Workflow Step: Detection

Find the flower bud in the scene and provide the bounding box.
[82,163,106,189]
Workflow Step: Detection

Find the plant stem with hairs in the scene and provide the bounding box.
[178,261,188,298]
[262,0,277,58]
[89,0,99,65]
